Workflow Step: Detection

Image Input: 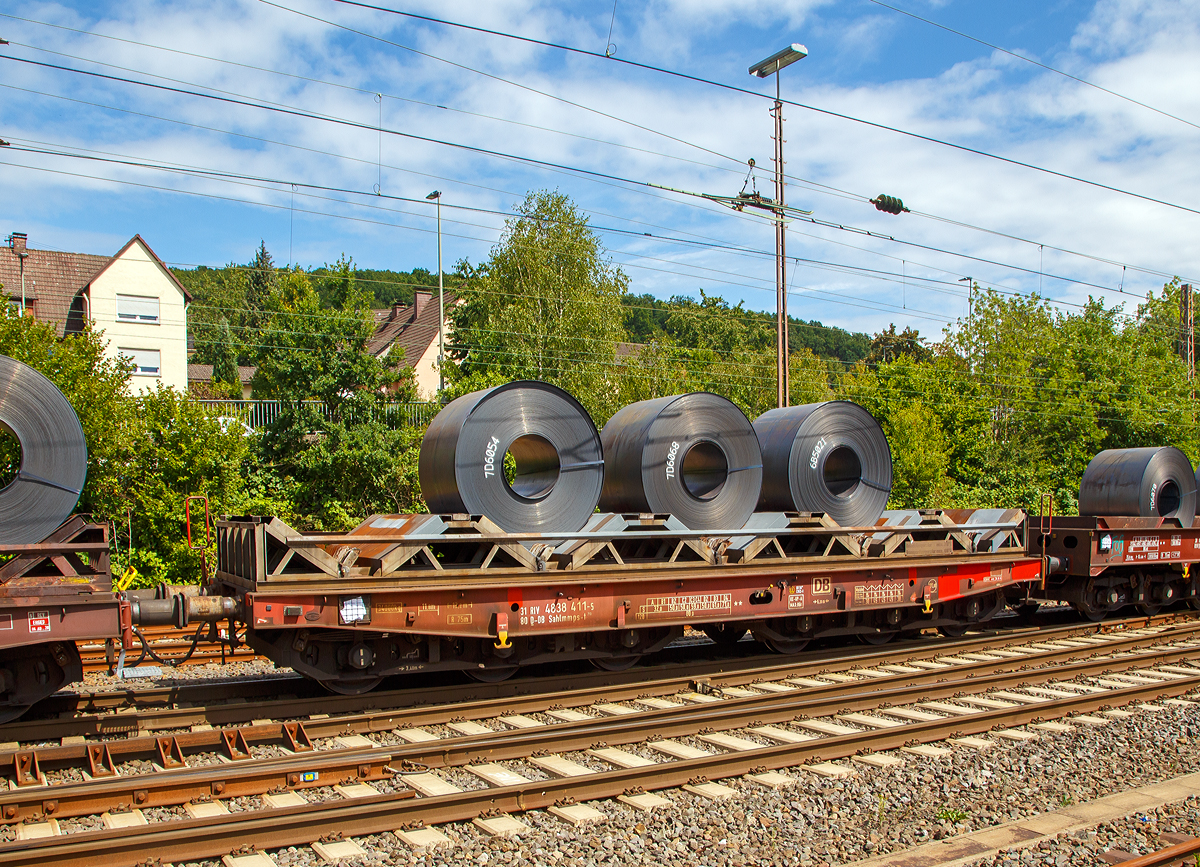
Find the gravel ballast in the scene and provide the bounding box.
[152,696,1200,867]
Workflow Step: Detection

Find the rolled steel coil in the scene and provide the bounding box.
[418,381,604,533]
[1079,447,1195,526]
[0,355,88,545]
[754,401,893,526]
[598,393,762,530]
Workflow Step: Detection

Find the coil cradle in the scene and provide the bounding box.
[754,400,893,527]
[599,392,763,530]
[419,380,604,533]
[1079,446,1196,528]
[0,355,88,544]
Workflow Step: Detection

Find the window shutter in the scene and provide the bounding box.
[118,348,161,376]
[117,294,160,322]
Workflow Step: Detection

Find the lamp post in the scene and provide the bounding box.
[750,43,807,409]
[426,190,445,393]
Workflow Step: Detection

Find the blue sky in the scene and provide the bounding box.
[2,0,1198,339]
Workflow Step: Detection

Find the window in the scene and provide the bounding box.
[117,294,159,323]
[119,348,161,376]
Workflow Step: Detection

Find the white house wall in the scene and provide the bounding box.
[89,240,189,394]
[412,339,441,398]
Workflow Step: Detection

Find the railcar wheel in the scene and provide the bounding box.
[938,623,969,638]
[323,676,384,695]
[1016,603,1040,623]
[1073,602,1109,623]
[760,636,810,654]
[590,655,642,672]
[701,623,748,645]
[1138,604,1163,616]
[465,665,519,683]
[1189,597,1200,611]
[0,705,31,725]
[858,630,897,645]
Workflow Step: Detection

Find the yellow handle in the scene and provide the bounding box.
[115,565,139,593]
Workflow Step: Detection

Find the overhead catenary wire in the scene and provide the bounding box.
[8,10,1186,287]
[862,0,1200,132]
[2,34,751,180]
[4,143,1185,350]
[5,152,1188,347]
[4,45,1194,300]
[4,137,1170,306]
[320,0,1200,220]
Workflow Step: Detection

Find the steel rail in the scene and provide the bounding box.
[5,615,1174,742]
[1117,838,1200,867]
[7,618,1196,778]
[5,675,1196,867]
[3,628,1196,823]
[46,610,1190,718]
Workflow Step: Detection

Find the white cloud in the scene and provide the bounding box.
[2,0,1198,338]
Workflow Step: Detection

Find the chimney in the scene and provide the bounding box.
[10,233,26,253]
[413,290,431,318]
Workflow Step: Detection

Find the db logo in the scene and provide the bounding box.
[28,612,50,633]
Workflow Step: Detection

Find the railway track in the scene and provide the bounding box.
[75,625,265,674]
[2,615,1199,865]
[11,612,1183,742]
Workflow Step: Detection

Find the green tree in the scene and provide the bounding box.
[866,324,932,365]
[118,386,250,585]
[251,264,423,528]
[452,190,628,422]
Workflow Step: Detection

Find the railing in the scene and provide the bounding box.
[196,400,437,429]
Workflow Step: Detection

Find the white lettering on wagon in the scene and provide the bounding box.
[519,599,596,627]
[852,583,905,607]
[636,593,731,621]
[787,586,806,610]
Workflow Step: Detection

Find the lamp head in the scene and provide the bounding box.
[426,190,441,200]
[749,44,808,78]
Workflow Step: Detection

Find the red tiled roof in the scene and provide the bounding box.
[0,234,191,336]
[0,245,109,336]
[187,363,256,383]
[369,289,455,368]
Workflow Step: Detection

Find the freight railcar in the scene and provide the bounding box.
[212,509,1043,693]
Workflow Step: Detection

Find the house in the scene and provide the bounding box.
[369,289,455,398]
[187,363,257,399]
[0,232,191,393]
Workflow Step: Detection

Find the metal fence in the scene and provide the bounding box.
[196,400,437,430]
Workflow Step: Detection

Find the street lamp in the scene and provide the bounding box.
[426,190,445,393]
[750,43,807,409]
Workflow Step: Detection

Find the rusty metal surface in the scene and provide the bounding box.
[0,517,111,594]
[4,673,1195,867]
[1028,515,1200,578]
[217,512,1040,657]
[0,742,395,822]
[1114,837,1200,867]
[0,599,123,652]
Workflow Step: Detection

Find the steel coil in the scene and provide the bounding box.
[598,393,762,530]
[1079,447,1195,526]
[0,355,88,545]
[753,401,892,526]
[418,381,604,533]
